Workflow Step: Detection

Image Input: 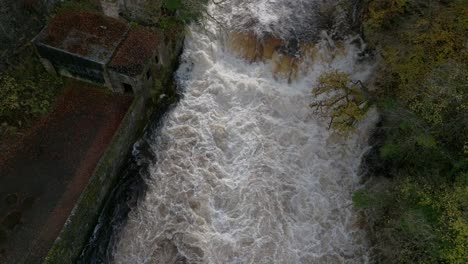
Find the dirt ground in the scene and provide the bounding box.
[0,81,132,264]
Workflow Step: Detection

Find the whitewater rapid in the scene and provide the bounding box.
[112,1,377,263]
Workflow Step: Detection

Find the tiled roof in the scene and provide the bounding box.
[36,11,129,63]
[109,27,159,76]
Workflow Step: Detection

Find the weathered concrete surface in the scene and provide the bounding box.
[0,81,132,264]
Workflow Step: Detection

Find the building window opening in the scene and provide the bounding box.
[123,83,133,94]
[146,70,152,80]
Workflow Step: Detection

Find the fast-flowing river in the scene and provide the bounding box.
[111,0,377,263]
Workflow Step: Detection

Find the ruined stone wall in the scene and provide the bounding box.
[100,0,119,17]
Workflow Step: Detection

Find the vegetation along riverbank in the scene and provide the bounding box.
[317,0,467,263]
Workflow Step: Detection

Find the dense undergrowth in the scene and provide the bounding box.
[353,0,467,263]
[0,47,63,136]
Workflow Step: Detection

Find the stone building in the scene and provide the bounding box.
[107,27,160,94]
[33,11,162,95]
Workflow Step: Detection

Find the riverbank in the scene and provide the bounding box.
[355,0,467,263]
[0,81,132,263]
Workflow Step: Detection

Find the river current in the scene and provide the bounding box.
[111,1,377,263]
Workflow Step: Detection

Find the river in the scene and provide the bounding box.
[104,0,377,263]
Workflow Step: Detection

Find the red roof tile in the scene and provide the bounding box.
[109,27,159,76]
[38,12,129,63]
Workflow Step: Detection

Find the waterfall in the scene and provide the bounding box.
[111,1,377,263]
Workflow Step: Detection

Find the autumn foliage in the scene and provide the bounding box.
[311,70,369,134]
[348,0,468,263]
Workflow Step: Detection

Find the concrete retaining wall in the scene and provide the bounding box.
[43,94,151,263]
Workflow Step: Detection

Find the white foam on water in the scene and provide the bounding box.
[112,1,377,263]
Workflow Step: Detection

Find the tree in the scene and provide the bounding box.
[310,70,370,134]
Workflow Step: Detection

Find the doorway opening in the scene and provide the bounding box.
[122,83,133,94]
[146,70,152,80]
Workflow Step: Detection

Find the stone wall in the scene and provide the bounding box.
[107,57,156,96]
[108,69,143,94]
[35,42,109,84]
[100,0,119,18]
[43,94,150,263]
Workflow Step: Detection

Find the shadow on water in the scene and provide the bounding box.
[77,94,180,264]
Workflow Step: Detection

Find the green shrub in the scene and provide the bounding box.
[364,178,468,263]
[0,47,62,135]
[348,0,468,262]
[353,189,392,209]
